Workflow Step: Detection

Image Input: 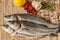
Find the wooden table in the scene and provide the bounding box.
[0,0,60,40]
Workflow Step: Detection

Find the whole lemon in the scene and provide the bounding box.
[13,0,27,7]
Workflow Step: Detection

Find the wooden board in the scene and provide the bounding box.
[0,0,60,40]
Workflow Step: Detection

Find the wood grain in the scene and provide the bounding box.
[0,0,60,40]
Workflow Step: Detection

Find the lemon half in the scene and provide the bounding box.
[13,0,27,7]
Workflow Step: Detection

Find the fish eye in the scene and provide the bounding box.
[3,25,9,28]
[4,15,11,18]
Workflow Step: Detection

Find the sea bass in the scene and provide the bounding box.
[2,20,59,38]
[4,14,59,28]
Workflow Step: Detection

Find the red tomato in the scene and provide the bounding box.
[23,2,37,15]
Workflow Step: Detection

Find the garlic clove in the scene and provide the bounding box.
[32,1,42,10]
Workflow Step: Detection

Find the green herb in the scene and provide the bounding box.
[41,1,55,11]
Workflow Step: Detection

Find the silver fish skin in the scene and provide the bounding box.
[20,21,58,33]
[17,14,59,28]
[16,29,54,38]
[13,32,49,38]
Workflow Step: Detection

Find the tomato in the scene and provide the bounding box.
[24,2,37,15]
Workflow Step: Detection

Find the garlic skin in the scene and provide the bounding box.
[32,1,42,10]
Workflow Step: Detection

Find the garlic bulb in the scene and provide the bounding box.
[32,1,42,10]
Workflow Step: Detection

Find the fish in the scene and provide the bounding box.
[4,14,59,28]
[4,20,58,37]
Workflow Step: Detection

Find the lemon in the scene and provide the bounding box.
[13,0,27,7]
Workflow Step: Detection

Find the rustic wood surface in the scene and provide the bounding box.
[0,0,60,40]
